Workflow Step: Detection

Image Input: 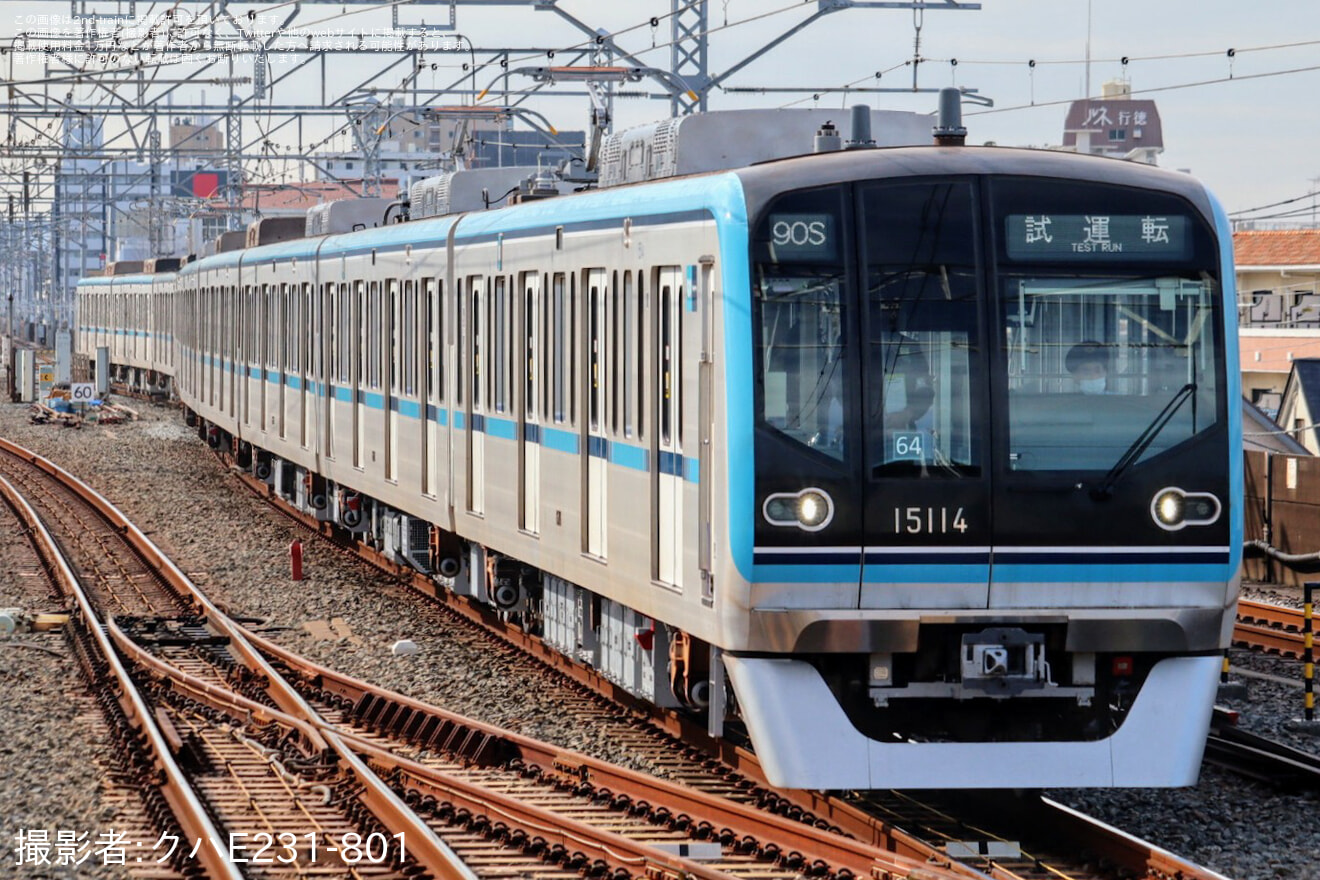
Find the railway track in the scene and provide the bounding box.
[0,437,968,880]
[1204,710,1320,791]
[0,440,466,878]
[1234,598,1311,657]
[222,452,1234,880]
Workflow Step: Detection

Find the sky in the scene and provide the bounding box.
[5,1,1320,220]
[590,0,1320,221]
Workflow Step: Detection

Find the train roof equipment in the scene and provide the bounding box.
[245,216,305,249]
[409,166,576,221]
[305,198,394,237]
[144,257,182,273]
[214,230,246,254]
[596,107,931,188]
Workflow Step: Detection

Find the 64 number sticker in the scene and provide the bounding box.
[890,430,926,462]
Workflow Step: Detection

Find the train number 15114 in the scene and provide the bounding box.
[893,507,968,535]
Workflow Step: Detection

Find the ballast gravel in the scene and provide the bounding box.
[1,398,1317,880]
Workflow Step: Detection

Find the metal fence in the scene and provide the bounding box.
[1245,450,1320,584]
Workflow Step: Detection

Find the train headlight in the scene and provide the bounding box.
[1150,487,1221,531]
[763,488,835,532]
[798,491,831,528]
[1153,490,1184,527]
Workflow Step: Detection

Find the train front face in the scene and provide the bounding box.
[725,150,1240,789]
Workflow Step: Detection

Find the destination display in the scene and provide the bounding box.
[1005,214,1190,261]
[767,212,838,262]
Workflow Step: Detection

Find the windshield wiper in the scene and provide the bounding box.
[1091,383,1196,500]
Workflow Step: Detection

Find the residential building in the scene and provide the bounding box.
[1234,229,1320,415]
[1275,359,1320,454]
[1059,80,1163,165]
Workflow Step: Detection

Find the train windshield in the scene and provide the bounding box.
[1001,275,1220,471]
[994,178,1224,473]
[751,174,1225,558]
[752,178,1223,475]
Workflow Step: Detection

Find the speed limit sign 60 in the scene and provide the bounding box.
[70,383,95,403]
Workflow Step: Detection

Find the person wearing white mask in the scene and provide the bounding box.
[1065,342,1109,395]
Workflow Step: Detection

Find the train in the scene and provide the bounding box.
[77,100,1242,789]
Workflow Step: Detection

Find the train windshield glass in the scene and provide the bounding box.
[753,187,851,463]
[993,179,1223,473]
[858,181,981,478]
[1000,276,1220,471]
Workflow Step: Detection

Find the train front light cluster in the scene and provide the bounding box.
[763,488,835,532]
[1150,487,1221,531]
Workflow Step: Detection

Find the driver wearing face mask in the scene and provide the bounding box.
[1065,342,1110,395]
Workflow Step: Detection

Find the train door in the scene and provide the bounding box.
[467,275,485,514]
[585,268,608,558]
[856,180,991,608]
[386,278,399,482]
[655,267,684,588]
[519,272,540,534]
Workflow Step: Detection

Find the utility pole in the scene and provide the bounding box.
[6,291,13,402]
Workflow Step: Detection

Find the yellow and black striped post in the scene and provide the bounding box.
[1305,582,1315,722]
[1221,649,1231,684]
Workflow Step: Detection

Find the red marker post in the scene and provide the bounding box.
[290,539,304,582]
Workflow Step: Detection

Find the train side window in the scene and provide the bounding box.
[389,279,400,394]
[302,283,311,376]
[424,279,435,402]
[436,279,445,402]
[371,280,383,389]
[276,284,287,370]
[343,283,353,382]
[355,280,366,389]
[471,276,483,410]
[622,272,633,438]
[523,273,536,419]
[262,284,273,369]
[287,284,296,374]
[288,284,296,373]
[455,279,464,406]
[324,283,335,382]
[402,279,413,395]
[570,272,578,426]
[636,271,646,440]
[611,272,620,436]
[542,274,551,420]
[552,273,566,423]
[277,285,287,373]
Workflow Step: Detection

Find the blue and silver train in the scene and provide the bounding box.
[78,109,1241,789]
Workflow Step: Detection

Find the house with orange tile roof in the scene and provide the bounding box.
[1234,228,1320,415]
